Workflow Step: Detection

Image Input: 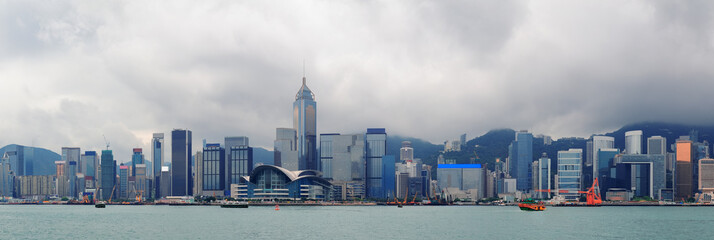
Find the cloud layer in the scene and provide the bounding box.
[1,0,714,162]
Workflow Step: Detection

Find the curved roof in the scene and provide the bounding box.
[295,77,315,101]
[247,165,329,186]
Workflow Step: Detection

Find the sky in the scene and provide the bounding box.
[1,0,714,162]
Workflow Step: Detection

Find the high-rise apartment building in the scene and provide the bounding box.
[171,129,193,196]
[294,77,317,170]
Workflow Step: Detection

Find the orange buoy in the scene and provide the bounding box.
[275,204,280,211]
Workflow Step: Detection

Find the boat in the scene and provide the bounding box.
[95,201,106,208]
[220,201,249,208]
[518,199,546,211]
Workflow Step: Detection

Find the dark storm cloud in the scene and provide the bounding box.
[1,0,713,162]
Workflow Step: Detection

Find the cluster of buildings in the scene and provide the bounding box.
[492,130,713,203]
[2,76,712,204]
[0,76,436,202]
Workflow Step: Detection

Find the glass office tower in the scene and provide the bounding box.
[171,129,193,196]
[557,149,582,200]
[293,77,317,170]
[366,128,387,199]
[100,150,115,200]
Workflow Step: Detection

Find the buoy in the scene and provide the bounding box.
[275,204,280,211]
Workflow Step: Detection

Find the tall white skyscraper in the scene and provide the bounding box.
[625,130,643,154]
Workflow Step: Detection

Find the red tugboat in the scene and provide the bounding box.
[518,199,546,211]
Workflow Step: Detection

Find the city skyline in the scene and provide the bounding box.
[3,1,714,163]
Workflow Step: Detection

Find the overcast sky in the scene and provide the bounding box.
[1,1,714,162]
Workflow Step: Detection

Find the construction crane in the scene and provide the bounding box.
[408,191,419,205]
[535,177,602,205]
[103,135,110,150]
[108,185,117,203]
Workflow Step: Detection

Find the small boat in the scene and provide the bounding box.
[275,204,280,211]
[220,201,249,208]
[518,199,546,211]
[95,201,106,208]
[397,204,403,208]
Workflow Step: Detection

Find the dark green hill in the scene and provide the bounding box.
[605,122,714,153]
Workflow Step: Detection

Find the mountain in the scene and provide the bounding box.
[605,122,714,153]
[253,147,274,167]
[0,144,61,176]
[386,135,444,166]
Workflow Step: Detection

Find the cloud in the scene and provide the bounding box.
[1,0,713,162]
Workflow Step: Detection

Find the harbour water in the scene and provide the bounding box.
[1,205,711,239]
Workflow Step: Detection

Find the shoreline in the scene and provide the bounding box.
[2,202,714,207]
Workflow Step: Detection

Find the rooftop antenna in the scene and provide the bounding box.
[103,134,110,150]
[302,59,306,85]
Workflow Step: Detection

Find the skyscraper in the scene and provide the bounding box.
[647,136,667,155]
[0,153,13,198]
[81,151,97,178]
[119,164,129,199]
[293,76,317,170]
[675,140,694,200]
[275,128,298,170]
[625,130,643,154]
[319,133,338,179]
[171,129,193,196]
[592,135,615,185]
[597,148,619,198]
[508,130,533,191]
[366,128,387,199]
[225,136,251,192]
[557,149,582,200]
[152,133,164,198]
[131,148,144,176]
[201,143,225,196]
[400,141,414,162]
[99,150,115,200]
[537,153,551,199]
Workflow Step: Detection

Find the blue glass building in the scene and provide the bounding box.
[293,77,317,170]
[597,148,619,199]
[366,128,387,199]
[81,151,97,178]
[131,148,144,176]
[100,150,115,200]
[382,155,396,199]
[509,131,533,191]
[152,133,164,198]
